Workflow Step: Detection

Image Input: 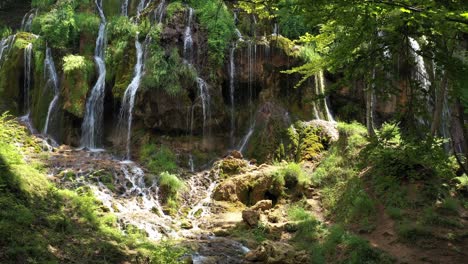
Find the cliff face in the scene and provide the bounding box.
[0,0,31,29]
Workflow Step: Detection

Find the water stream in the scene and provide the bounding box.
[43,47,60,135]
[183,7,194,64]
[21,9,37,32]
[154,0,166,24]
[118,37,144,160]
[81,0,107,149]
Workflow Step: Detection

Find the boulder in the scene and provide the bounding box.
[242,209,260,227]
[230,150,243,159]
[245,241,309,264]
[251,200,273,212]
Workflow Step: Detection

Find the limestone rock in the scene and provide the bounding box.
[242,209,260,227]
[245,241,308,264]
[251,200,273,212]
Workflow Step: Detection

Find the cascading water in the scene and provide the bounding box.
[196,77,211,136]
[238,117,256,154]
[183,7,194,64]
[43,47,60,135]
[229,45,236,145]
[409,37,431,92]
[121,0,129,16]
[409,37,431,124]
[0,35,16,69]
[19,43,35,133]
[317,71,335,122]
[118,37,144,160]
[81,0,107,150]
[23,43,33,114]
[154,0,166,24]
[21,9,37,32]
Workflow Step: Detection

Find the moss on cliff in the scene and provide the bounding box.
[61,54,94,118]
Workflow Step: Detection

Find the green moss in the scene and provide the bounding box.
[61,55,94,118]
[166,1,185,19]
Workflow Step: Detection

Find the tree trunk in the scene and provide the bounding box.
[430,73,448,136]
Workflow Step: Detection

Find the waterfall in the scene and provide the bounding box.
[409,37,431,92]
[317,71,335,122]
[183,7,194,63]
[229,45,236,144]
[196,77,211,136]
[21,9,37,32]
[273,23,279,36]
[121,0,129,16]
[119,37,144,160]
[81,0,107,150]
[43,47,60,135]
[239,117,256,153]
[23,43,33,114]
[154,0,166,24]
[0,35,16,69]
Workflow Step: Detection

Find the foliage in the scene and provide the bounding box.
[286,206,392,264]
[277,121,326,162]
[159,171,185,215]
[142,45,196,96]
[32,1,78,49]
[165,1,185,19]
[362,123,456,182]
[188,0,235,69]
[61,55,94,117]
[273,162,310,190]
[140,143,178,174]
[62,54,88,73]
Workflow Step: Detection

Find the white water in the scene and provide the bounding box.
[0,35,16,69]
[81,0,107,149]
[43,47,60,135]
[196,77,211,136]
[183,7,194,63]
[229,45,236,145]
[317,71,335,122]
[119,37,144,159]
[21,9,37,32]
[23,43,33,114]
[121,0,129,16]
[239,117,256,153]
[154,0,166,24]
[409,37,431,92]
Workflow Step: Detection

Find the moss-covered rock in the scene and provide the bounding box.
[61,55,94,118]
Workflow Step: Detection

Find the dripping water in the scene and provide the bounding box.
[196,77,211,137]
[43,47,60,135]
[154,0,166,24]
[183,7,194,64]
[81,0,107,149]
[118,37,144,160]
[21,9,37,32]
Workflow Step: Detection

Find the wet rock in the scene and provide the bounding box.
[245,245,268,262]
[181,220,193,229]
[251,200,273,212]
[245,241,308,264]
[230,150,243,159]
[242,209,260,227]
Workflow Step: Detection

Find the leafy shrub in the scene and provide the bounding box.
[273,162,310,190]
[288,205,312,221]
[62,54,88,73]
[159,171,185,196]
[140,143,178,174]
[142,46,196,96]
[32,1,78,49]
[188,0,235,69]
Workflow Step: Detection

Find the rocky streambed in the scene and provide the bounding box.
[39,143,319,263]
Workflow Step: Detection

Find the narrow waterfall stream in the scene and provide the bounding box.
[43,47,60,135]
[183,7,194,64]
[154,0,166,24]
[19,43,34,133]
[21,9,37,32]
[196,77,211,137]
[229,45,236,145]
[118,37,144,160]
[81,0,107,149]
[409,37,431,124]
[121,0,129,16]
[317,71,335,122]
[0,35,16,68]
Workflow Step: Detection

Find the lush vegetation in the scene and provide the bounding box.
[0,114,185,263]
